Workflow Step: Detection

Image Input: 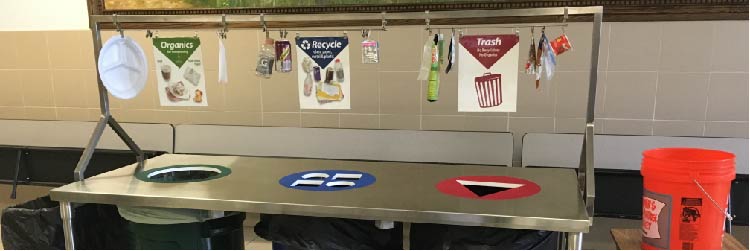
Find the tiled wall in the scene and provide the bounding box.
[0,21,747,163]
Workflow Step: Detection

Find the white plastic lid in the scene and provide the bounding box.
[97,36,148,100]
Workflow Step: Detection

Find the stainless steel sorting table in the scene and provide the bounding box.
[50,154,590,249]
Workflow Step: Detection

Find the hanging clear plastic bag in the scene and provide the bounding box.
[218,38,228,84]
[417,38,432,81]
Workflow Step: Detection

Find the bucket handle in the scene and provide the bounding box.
[693,179,733,221]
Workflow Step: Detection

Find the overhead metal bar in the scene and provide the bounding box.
[89,6,602,29]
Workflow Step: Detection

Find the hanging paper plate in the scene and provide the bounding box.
[97,35,149,99]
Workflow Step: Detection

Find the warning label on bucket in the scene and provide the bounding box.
[642,189,672,249]
[679,197,702,248]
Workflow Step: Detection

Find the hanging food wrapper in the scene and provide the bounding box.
[437,33,445,68]
[361,31,380,64]
[417,38,433,80]
[524,30,537,75]
[218,38,228,84]
[550,34,573,56]
[427,36,440,102]
[275,39,293,73]
[444,31,455,74]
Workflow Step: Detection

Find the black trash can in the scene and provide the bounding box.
[409,223,557,250]
[254,214,403,250]
[1,195,133,250]
[129,212,246,250]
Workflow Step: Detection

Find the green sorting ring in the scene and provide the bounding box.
[135,164,232,183]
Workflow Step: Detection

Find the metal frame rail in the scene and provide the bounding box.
[65,6,602,250]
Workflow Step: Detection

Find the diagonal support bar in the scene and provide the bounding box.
[108,117,146,174]
[74,116,108,181]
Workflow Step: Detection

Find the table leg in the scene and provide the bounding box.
[60,201,75,250]
[566,232,583,250]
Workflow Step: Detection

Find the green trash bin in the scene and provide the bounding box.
[127,211,246,250]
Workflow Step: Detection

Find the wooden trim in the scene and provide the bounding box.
[89,0,748,22]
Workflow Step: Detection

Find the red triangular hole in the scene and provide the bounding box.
[459,35,519,69]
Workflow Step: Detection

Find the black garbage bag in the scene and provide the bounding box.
[410,223,557,250]
[1,195,133,250]
[254,214,403,250]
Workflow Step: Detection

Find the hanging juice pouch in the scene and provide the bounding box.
[550,34,572,55]
[361,39,380,64]
[275,40,293,73]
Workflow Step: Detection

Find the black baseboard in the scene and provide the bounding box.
[0,146,163,186]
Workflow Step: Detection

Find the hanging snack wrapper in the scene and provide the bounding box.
[437,33,445,67]
[417,38,433,80]
[275,39,293,73]
[362,40,380,64]
[524,32,537,75]
[445,31,455,74]
[549,34,572,55]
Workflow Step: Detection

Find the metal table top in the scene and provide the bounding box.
[50,154,590,232]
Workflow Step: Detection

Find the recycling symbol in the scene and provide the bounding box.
[300,40,311,50]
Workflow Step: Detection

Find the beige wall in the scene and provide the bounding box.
[0,21,747,163]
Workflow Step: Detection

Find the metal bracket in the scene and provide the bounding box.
[113,14,124,38]
[260,13,269,38]
[381,11,388,31]
[424,10,431,34]
[563,7,569,34]
[218,14,228,39]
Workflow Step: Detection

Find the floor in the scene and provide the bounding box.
[0,184,746,250]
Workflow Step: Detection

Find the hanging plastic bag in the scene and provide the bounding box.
[417,38,433,80]
[541,33,557,80]
[218,38,228,84]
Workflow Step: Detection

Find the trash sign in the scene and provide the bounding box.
[436,176,540,200]
[458,34,519,112]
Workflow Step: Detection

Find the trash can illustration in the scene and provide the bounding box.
[474,73,502,108]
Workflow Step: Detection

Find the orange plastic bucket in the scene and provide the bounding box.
[641,148,735,250]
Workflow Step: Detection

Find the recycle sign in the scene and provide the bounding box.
[436,176,541,200]
[279,170,376,191]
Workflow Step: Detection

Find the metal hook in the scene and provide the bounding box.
[194,31,199,38]
[219,14,228,39]
[146,30,153,38]
[424,10,431,34]
[113,14,124,38]
[342,31,348,39]
[260,13,268,38]
[514,27,520,37]
[381,12,388,31]
[295,32,300,40]
[562,7,568,35]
